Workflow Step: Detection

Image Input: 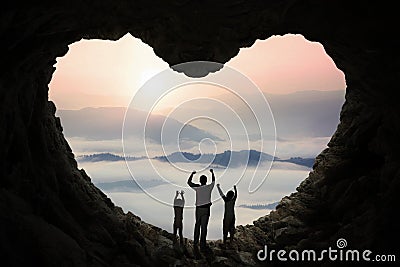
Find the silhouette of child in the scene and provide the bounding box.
[217,184,237,245]
[173,190,185,244]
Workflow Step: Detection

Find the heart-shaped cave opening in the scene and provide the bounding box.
[2,2,398,267]
[49,33,345,242]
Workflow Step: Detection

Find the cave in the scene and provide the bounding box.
[0,1,398,266]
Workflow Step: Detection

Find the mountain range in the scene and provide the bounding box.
[155,90,345,139]
[77,152,144,162]
[77,150,315,168]
[56,90,345,143]
[154,149,276,167]
[57,107,221,143]
[239,201,279,210]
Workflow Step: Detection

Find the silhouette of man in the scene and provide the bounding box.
[173,190,185,244]
[187,169,215,250]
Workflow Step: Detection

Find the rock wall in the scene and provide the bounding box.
[1,1,398,266]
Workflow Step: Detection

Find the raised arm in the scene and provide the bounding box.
[173,190,179,205]
[180,190,185,205]
[210,169,215,183]
[217,184,227,201]
[187,171,199,188]
[233,185,237,200]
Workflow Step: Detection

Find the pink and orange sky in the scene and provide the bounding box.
[49,33,346,110]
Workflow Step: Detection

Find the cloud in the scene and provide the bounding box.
[87,160,310,240]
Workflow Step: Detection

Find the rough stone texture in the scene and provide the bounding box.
[1,0,398,266]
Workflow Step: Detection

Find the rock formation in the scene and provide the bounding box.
[1,0,398,266]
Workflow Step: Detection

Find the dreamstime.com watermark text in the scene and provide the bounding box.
[257,238,396,262]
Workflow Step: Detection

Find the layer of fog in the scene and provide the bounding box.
[57,90,344,159]
[81,159,310,240]
[68,135,330,159]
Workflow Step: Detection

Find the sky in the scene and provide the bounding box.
[47,33,347,236]
[49,33,346,110]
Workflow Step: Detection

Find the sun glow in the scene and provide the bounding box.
[49,33,345,110]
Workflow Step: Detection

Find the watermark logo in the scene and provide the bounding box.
[336,238,347,249]
[257,238,396,262]
[122,61,276,206]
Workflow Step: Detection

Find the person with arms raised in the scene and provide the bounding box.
[217,184,237,246]
[187,169,215,251]
[173,190,185,245]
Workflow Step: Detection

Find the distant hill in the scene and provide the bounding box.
[239,201,279,210]
[155,149,277,167]
[154,150,314,168]
[57,107,222,143]
[77,152,144,162]
[161,90,345,140]
[77,150,315,168]
[276,157,315,168]
[57,90,344,144]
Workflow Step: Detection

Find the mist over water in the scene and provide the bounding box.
[80,159,310,240]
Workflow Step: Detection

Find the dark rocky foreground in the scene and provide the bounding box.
[1,1,399,266]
